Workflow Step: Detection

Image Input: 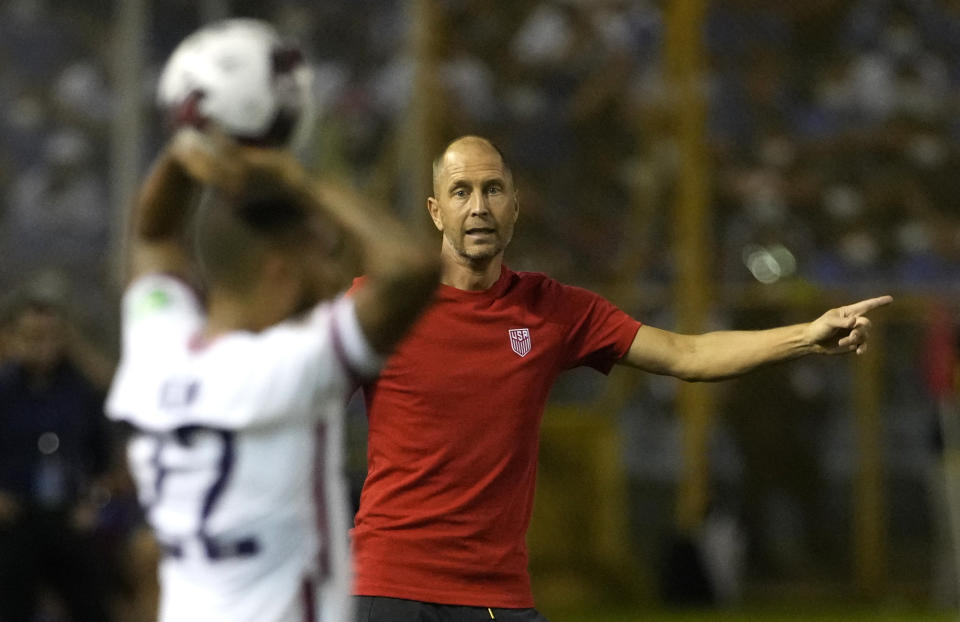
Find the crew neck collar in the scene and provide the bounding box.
[436,264,512,301]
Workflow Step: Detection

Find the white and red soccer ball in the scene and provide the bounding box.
[158,18,314,149]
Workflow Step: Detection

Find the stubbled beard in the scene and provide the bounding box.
[453,234,502,262]
[458,245,500,261]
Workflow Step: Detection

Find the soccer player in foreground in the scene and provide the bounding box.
[105,128,438,622]
[350,135,892,622]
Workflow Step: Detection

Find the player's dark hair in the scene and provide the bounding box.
[234,191,308,235]
[193,188,310,294]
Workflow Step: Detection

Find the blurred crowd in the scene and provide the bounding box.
[3,0,960,296]
[1,0,959,615]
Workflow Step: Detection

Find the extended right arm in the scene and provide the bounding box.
[619,296,893,381]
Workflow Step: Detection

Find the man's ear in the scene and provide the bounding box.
[426,197,444,231]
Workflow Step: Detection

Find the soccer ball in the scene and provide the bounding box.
[158,18,314,149]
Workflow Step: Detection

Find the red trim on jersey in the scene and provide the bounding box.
[351,266,641,607]
[187,331,213,352]
[330,311,363,390]
[301,576,317,622]
[313,421,331,579]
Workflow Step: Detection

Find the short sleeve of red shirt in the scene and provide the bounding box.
[540,278,642,373]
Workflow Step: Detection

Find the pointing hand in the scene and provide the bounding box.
[804,295,893,355]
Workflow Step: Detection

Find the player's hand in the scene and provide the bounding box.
[804,295,893,355]
[233,143,308,196]
[166,126,245,192]
[166,126,307,198]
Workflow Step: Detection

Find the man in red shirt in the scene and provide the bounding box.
[351,135,891,622]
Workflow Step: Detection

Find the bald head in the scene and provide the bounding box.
[432,136,512,199]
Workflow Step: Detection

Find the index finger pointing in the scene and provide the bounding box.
[842,295,893,317]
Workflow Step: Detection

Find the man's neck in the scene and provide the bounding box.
[440,252,502,291]
[204,293,277,338]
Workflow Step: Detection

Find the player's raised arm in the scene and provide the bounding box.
[213,144,440,355]
[306,180,440,354]
[619,295,893,382]
[127,129,233,283]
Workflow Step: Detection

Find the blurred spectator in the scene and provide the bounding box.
[1,127,109,291]
[52,59,113,127]
[0,294,114,622]
[922,305,958,607]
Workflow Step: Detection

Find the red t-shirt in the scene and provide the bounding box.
[351,266,642,607]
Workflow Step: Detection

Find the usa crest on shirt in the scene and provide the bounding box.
[508,328,532,357]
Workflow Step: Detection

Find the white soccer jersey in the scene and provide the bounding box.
[107,274,379,622]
